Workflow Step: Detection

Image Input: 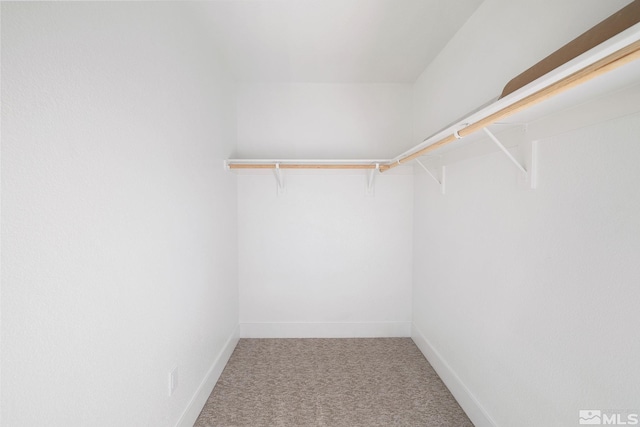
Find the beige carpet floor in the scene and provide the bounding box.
[194,338,474,427]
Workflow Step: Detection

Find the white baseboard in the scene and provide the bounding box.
[240,321,412,338]
[175,324,240,427]
[411,323,497,427]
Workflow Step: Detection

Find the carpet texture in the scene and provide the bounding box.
[194,338,473,427]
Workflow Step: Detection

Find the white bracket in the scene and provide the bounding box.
[366,163,379,196]
[453,122,469,140]
[483,127,527,174]
[415,159,446,195]
[483,127,537,189]
[521,139,538,190]
[274,163,285,195]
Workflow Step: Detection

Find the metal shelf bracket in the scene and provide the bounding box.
[366,163,380,196]
[415,159,446,195]
[274,163,285,194]
[483,127,537,189]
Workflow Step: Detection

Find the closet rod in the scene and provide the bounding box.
[228,163,379,170]
[379,38,640,172]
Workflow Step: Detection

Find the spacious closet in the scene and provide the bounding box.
[2,1,639,426]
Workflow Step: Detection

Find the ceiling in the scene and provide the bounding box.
[194,0,483,83]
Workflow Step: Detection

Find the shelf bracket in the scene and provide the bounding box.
[274,163,285,194]
[366,163,379,196]
[483,127,537,189]
[521,139,538,190]
[483,127,527,174]
[415,159,446,195]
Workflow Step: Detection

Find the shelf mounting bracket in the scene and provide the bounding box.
[366,163,379,196]
[483,127,536,189]
[274,163,285,194]
[415,159,446,195]
[483,127,527,174]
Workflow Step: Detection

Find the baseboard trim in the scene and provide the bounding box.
[411,323,497,427]
[240,321,412,338]
[175,324,239,427]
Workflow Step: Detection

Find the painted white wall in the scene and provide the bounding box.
[236,84,414,337]
[1,3,238,427]
[238,169,414,337]
[413,111,640,427]
[236,83,414,158]
[411,1,640,426]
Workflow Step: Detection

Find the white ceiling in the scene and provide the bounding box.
[195,0,483,83]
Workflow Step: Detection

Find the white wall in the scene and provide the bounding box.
[1,3,238,427]
[237,84,414,337]
[237,83,414,159]
[411,1,640,426]
[413,111,640,427]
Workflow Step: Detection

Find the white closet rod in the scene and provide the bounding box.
[226,159,386,170]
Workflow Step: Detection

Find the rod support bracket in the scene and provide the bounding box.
[483,127,527,174]
[483,127,537,190]
[366,163,379,196]
[274,163,285,194]
[415,159,446,195]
